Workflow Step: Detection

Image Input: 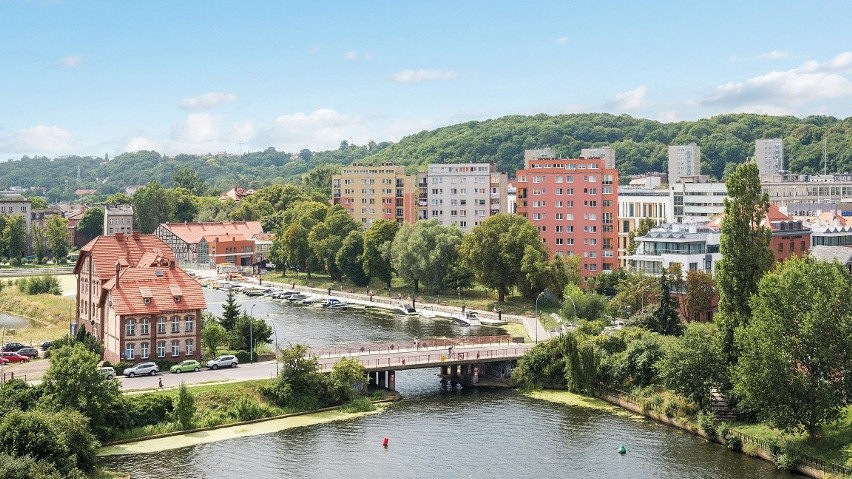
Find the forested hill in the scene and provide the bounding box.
[363,113,852,178]
[2,113,851,202]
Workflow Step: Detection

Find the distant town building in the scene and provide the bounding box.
[154,221,264,265]
[669,176,727,223]
[707,203,810,263]
[220,187,255,202]
[617,188,672,267]
[755,138,784,176]
[516,153,618,277]
[104,204,134,235]
[30,205,63,230]
[668,144,701,184]
[74,232,206,364]
[416,163,508,232]
[332,163,418,226]
[580,147,616,169]
[0,195,32,234]
[761,173,852,208]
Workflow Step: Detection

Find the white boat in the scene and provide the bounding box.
[451,311,481,327]
[479,317,508,326]
[285,293,309,302]
[299,295,326,305]
[391,303,418,315]
[322,297,348,309]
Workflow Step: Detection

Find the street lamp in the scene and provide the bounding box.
[265,314,280,376]
[249,304,256,364]
[564,295,577,334]
[534,291,546,343]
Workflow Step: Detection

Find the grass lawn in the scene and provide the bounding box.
[0,284,75,345]
[732,406,852,468]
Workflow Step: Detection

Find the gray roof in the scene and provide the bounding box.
[809,245,852,265]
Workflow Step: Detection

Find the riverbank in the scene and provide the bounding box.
[100,404,389,456]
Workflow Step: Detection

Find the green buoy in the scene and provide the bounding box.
[618,445,627,455]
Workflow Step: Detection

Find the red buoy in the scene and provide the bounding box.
[382,437,389,448]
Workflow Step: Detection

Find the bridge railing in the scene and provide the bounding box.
[314,346,527,372]
[307,335,515,358]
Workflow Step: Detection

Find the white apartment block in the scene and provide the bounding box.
[625,223,721,277]
[670,177,727,223]
[581,147,616,169]
[761,174,852,209]
[668,144,701,184]
[617,188,672,267]
[419,163,507,232]
[755,138,784,176]
[0,195,32,234]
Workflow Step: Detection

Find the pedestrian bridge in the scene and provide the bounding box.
[308,335,532,390]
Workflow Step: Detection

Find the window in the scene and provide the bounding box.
[171,340,180,357]
[157,341,166,358]
[689,262,698,271]
[157,317,166,334]
[777,243,784,253]
[140,318,150,335]
[172,316,180,333]
[185,339,194,356]
[125,343,135,360]
[185,315,194,332]
[126,319,136,336]
[141,342,150,359]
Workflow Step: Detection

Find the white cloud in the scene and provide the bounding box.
[655,110,679,123]
[179,92,238,110]
[555,36,569,46]
[605,86,649,111]
[343,51,358,61]
[702,52,852,108]
[392,69,457,83]
[124,136,160,153]
[0,125,72,154]
[58,54,82,68]
[171,113,221,144]
[257,108,369,151]
[759,50,789,60]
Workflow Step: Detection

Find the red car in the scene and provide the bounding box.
[0,356,9,364]
[0,351,29,363]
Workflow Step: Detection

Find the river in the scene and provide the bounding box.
[101,289,797,479]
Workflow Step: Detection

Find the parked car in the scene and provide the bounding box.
[16,347,39,359]
[170,360,201,373]
[206,355,238,370]
[0,356,9,364]
[40,341,54,351]
[123,362,159,377]
[2,342,25,352]
[99,366,116,380]
[0,351,30,363]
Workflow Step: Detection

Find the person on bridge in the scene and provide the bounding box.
[448,345,454,358]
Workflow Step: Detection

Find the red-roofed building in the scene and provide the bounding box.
[74,232,207,363]
[707,203,810,263]
[153,221,264,266]
[198,233,255,267]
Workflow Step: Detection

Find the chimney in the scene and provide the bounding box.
[132,230,140,239]
[115,261,121,288]
[169,259,176,269]
[115,232,125,241]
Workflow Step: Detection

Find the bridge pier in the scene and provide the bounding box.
[366,370,397,391]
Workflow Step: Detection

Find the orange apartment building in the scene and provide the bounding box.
[332,163,418,225]
[74,232,206,364]
[516,154,619,277]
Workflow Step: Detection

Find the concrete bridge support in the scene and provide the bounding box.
[366,370,397,391]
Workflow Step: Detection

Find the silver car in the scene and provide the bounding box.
[123,362,159,377]
[206,355,238,370]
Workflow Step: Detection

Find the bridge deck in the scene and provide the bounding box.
[314,342,532,372]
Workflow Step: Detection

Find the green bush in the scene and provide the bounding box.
[721,428,742,451]
[9,257,21,267]
[0,452,68,479]
[0,409,97,477]
[773,441,799,471]
[16,275,61,295]
[123,394,174,430]
[234,350,251,363]
[340,397,375,413]
[696,410,717,438]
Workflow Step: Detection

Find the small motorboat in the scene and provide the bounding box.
[451,311,481,327]
[322,297,348,309]
[391,303,418,315]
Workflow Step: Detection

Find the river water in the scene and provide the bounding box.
[102,289,797,479]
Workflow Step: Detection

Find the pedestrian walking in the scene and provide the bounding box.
[158,377,163,389]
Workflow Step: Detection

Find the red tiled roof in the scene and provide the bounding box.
[74,233,175,279]
[201,233,248,243]
[158,222,263,244]
[104,266,206,316]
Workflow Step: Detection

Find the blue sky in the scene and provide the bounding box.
[1,0,851,160]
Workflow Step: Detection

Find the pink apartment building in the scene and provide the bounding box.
[516,155,619,278]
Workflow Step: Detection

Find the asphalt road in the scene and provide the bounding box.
[120,360,281,391]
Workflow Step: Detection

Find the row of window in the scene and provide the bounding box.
[125,339,194,360]
[126,316,195,336]
[0,206,28,212]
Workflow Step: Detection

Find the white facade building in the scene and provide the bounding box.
[103,204,134,235]
[670,177,727,223]
[626,223,721,277]
[617,188,672,267]
[755,138,784,176]
[668,144,701,184]
[0,195,31,234]
[419,163,508,233]
[581,147,616,169]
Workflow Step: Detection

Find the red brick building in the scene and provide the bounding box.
[708,203,810,263]
[74,232,207,364]
[516,155,619,278]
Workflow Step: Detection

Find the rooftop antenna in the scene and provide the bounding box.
[823,134,828,176]
[238,138,245,155]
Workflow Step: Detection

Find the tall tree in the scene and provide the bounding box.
[646,266,683,335]
[3,214,26,258]
[459,213,547,302]
[335,230,370,286]
[715,161,773,364]
[172,166,206,195]
[45,215,69,263]
[132,181,175,233]
[362,219,398,289]
[657,323,727,410]
[220,289,240,331]
[31,225,47,264]
[683,270,716,322]
[307,205,359,281]
[76,207,104,240]
[733,257,852,439]
[390,220,463,293]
